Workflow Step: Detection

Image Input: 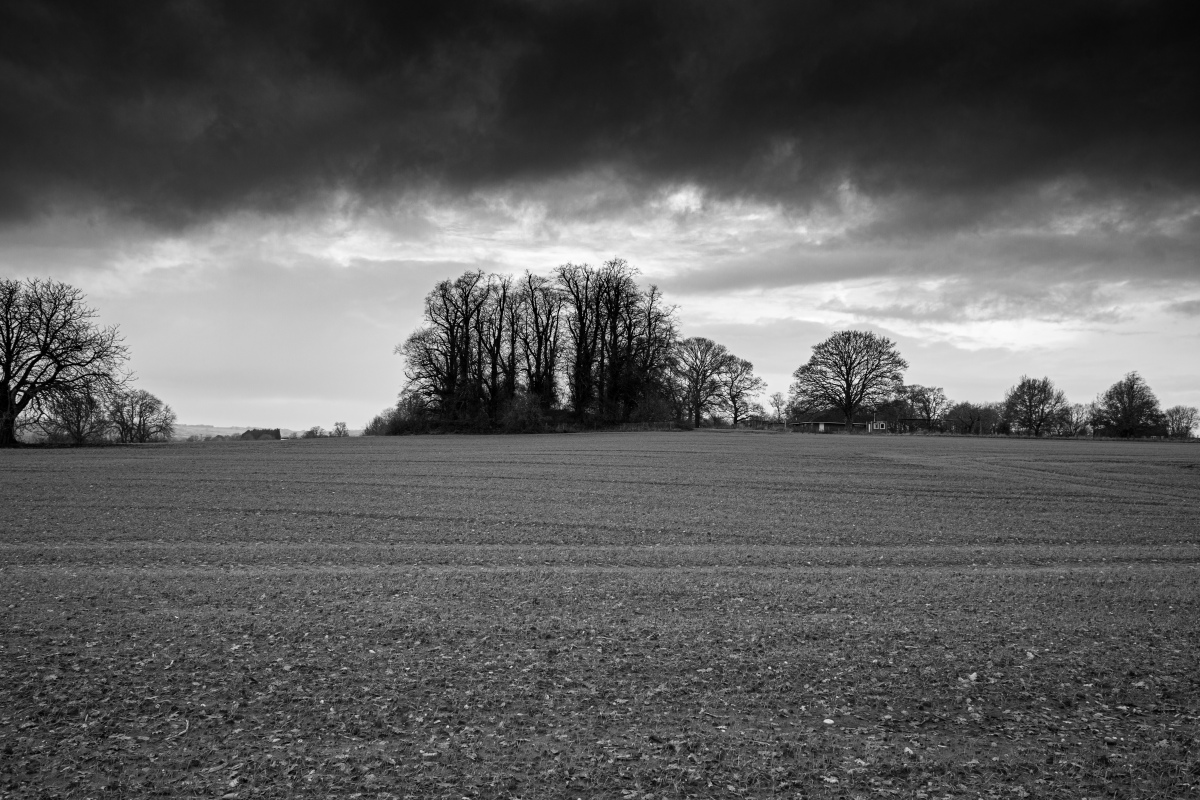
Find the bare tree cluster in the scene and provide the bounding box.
[294,422,351,438]
[1164,405,1199,439]
[377,261,767,432]
[34,385,176,444]
[0,278,184,447]
[1,278,177,446]
[106,389,177,443]
[943,373,1182,438]
[557,260,677,424]
[944,401,1003,435]
[969,372,1183,438]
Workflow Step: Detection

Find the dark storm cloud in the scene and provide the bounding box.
[2,0,1199,226]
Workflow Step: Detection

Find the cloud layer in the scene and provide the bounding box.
[4,0,1200,227]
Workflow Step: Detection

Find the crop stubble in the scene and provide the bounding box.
[1,432,1198,798]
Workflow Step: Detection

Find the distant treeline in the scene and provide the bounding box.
[800,377,1196,439]
[863,374,1196,439]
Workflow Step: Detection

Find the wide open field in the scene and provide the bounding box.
[2,432,1199,799]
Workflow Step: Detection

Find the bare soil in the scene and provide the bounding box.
[2,432,1198,798]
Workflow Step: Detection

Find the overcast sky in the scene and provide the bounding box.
[2,0,1198,428]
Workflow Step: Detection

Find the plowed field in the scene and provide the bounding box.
[2,432,1198,798]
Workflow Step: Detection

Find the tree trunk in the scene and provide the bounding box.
[0,409,19,448]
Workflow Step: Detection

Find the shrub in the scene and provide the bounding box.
[363,392,433,435]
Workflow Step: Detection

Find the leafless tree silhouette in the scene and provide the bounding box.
[789,331,907,428]
[675,337,732,428]
[1,278,128,447]
[719,357,766,427]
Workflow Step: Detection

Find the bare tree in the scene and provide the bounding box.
[108,389,176,443]
[675,337,732,428]
[593,259,643,421]
[719,357,766,427]
[1,278,129,447]
[905,385,950,431]
[789,330,907,428]
[1003,376,1067,437]
[556,263,604,418]
[475,274,518,420]
[768,392,787,424]
[1060,403,1093,437]
[1091,372,1165,437]
[514,272,563,411]
[1164,405,1199,439]
[332,421,349,437]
